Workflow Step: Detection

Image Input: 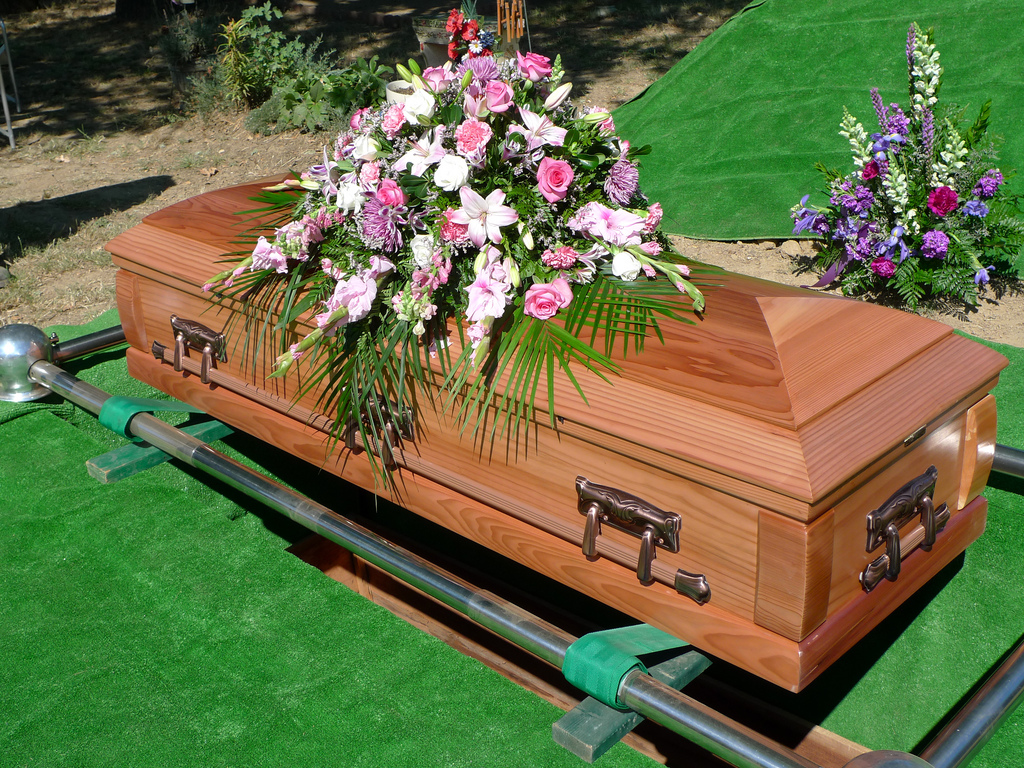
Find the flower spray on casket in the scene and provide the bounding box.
[204,50,707,483]
[792,23,1024,310]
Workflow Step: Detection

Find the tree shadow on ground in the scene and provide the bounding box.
[0,175,175,264]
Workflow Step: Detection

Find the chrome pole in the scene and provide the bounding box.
[992,444,1024,480]
[28,358,821,768]
[52,325,126,363]
[918,635,1024,768]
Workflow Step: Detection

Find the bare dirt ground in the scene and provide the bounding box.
[1,0,1021,346]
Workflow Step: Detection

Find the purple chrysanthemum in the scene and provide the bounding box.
[361,197,404,252]
[457,56,500,82]
[604,158,639,206]
[921,229,949,259]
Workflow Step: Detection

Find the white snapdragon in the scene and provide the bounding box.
[881,167,913,231]
[932,118,968,186]
[910,27,942,115]
[839,109,872,169]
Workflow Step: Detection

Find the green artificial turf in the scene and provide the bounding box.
[1,310,1021,766]
[614,0,1024,242]
[0,312,656,768]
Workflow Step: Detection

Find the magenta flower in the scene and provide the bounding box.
[927,186,958,217]
[449,186,519,247]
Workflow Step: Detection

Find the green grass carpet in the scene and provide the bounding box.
[614,0,1024,241]
[1,310,1022,766]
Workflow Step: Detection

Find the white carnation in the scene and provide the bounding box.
[410,235,435,268]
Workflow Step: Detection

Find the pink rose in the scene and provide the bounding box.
[516,51,552,82]
[862,160,880,181]
[376,179,406,207]
[422,64,456,92]
[484,80,514,113]
[537,157,574,203]
[523,278,573,320]
[928,186,958,217]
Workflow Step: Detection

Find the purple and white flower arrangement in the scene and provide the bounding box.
[205,51,704,477]
[792,23,1023,309]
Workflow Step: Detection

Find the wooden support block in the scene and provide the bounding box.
[87,419,233,483]
[552,650,712,763]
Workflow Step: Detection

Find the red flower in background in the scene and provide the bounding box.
[446,9,464,34]
[461,19,479,41]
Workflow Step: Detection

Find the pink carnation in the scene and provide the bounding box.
[523,278,574,320]
[440,207,470,244]
[382,104,407,139]
[541,246,580,269]
[455,119,493,159]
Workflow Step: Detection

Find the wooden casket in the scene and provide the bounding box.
[107,179,1007,692]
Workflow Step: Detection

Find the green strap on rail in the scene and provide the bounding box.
[562,624,689,711]
[98,396,205,441]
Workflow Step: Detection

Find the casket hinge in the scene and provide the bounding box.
[169,315,227,385]
[860,465,950,592]
[576,476,707,602]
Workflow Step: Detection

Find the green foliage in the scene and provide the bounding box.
[218,2,307,108]
[215,3,391,132]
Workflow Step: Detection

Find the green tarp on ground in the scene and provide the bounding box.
[614,0,1024,240]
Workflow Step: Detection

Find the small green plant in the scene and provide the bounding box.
[245,56,392,135]
[219,2,307,108]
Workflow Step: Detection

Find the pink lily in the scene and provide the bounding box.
[449,186,519,247]
[508,107,568,151]
[394,126,447,177]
